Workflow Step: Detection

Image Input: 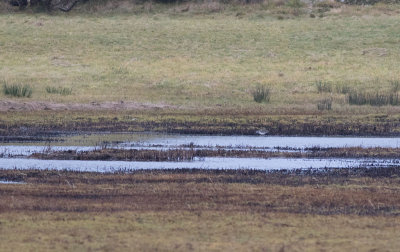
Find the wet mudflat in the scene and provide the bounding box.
[0,132,399,171]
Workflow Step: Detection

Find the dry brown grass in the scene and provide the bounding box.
[1,169,400,214]
[1,169,400,251]
[1,211,400,251]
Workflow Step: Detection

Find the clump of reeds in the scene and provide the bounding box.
[315,81,332,93]
[335,83,352,94]
[317,98,332,111]
[30,148,196,162]
[45,86,72,95]
[390,80,400,93]
[348,91,400,106]
[252,84,270,103]
[3,83,33,98]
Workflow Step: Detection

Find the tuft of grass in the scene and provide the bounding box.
[315,81,332,93]
[335,83,352,94]
[314,0,342,9]
[3,83,32,98]
[390,80,400,93]
[45,86,72,96]
[348,91,400,106]
[286,0,304,14]
[251,84,270,103]
[317,98,332,111]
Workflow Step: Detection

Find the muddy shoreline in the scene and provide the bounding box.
[3,166,400,183]
[3,121,400,137]
[1,110,400,137]
[2,124,400,138]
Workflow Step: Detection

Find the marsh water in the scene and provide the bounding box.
[1,133,400,172]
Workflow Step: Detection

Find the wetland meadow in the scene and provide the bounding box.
[1,0,400,250]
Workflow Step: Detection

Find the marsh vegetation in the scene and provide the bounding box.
[45,86,72,96]
[2,83,33,98]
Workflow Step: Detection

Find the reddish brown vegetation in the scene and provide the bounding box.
[1,169,400,215]
[29,146,400,161]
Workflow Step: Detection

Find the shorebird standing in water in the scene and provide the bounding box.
[256,129,269,135]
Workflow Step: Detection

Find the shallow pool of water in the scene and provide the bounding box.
[132,135,400,149]
[0,180,25,184]
[0,157,398,172]
[2,134,400,156]
[0,146,97,157]
[1,133,400,172]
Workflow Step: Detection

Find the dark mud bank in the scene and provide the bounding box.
[2,113,400,137]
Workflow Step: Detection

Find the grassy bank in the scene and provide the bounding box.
[1,168,400,251]
[1,4,400,111]
[1,4,400,134]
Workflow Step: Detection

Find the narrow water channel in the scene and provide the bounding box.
[0,157,398,172]
[1,133,399,171]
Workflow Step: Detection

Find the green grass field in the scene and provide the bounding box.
[1,3,400,114]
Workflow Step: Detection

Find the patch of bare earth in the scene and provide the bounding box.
[0,100,176,112]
